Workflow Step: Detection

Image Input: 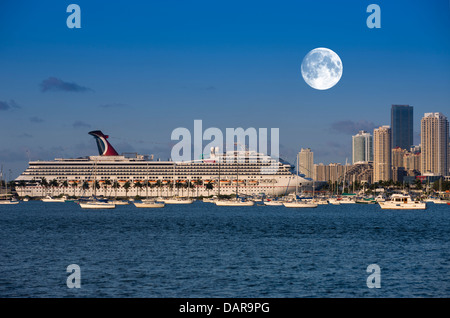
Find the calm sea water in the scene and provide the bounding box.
[0,201,449,298]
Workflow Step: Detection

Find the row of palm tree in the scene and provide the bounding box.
[24,178,217,198]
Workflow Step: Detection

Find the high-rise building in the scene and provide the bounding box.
[391,105,413,150]
[352,130,373,164]
[420,112,449,176]
[373,125,392,182]
[297,148,314,179]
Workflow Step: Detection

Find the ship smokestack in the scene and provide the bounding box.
[88,130,119,156]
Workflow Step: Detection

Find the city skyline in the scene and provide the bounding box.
[1,1,449,179]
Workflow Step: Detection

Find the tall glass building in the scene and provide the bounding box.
[391,105,413,150]
[352,130,373,164]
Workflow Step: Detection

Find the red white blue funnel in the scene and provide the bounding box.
[88,130,119,156]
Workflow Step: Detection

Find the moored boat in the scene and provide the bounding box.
[283,200,318,208]
[378,194,426,210]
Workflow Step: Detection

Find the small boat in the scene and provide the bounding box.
[0,198,20,205]
[263,200,283,206]
[78,197,115,209]
[311,198,329,205]
[41,195,66,202]
[339,196,356,204]
[283,200,318,208]
[378,194,426,210]
[328,198,341,205]
[425,197,448,204]
[162,197,193,204]
[133,200,165,208]
[356,198,377,204]
[215,199,254,206]
[110,200,129,205]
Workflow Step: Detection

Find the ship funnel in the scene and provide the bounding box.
[88,130,119,156]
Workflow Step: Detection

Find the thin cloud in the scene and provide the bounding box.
[99,103,129,108]
[29,116,44,123]
[18,133,33,138]
[40,77,93,93]
[73,121,91,129]
[0,100,20,111]
[330,120,378,135]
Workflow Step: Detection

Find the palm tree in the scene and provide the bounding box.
[195,179,203,198]
[71,181,78,197]
[134,181,143,198]
[104,179,112,197]
[112,180,120,198]
[93,180,100,196]
[61,180,69,196]
[123,181,131,198]
[156,180,162,197]
[49,179,58,196]
[40,177,48,197]
[206,181,214,196]
[82,181,90,195]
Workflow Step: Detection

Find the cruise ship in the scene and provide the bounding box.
[15,131,312,198]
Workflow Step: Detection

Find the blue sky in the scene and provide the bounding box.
[1,0,449,178]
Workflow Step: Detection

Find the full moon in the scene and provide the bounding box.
[301,48,343,90]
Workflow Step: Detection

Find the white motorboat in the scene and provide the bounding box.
[378,194,426,210]
[283,200,318,208]
[163,198,193,204]
[79,200,116,209]
[328,198,341,205]
[133,200,165,208]
[339,196,356,204]
[310,198,329,205]
[0,198,20,205]
[263,200,283,206]
[215,199,254,206]
[41,195,66,202]
[424,197,448,204]
[110,200,129,205]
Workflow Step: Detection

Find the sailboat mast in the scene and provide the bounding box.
[236,155,238,199]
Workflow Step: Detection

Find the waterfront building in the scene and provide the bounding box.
[420,112,449,176]
[391,104,414,150]
[352,130,373,164]
[298,148,314,179]
[373,125,392,182]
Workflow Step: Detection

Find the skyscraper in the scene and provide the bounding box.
[298,148,314,179]
[352,130,373,164]
[391,105,413,150]
[420,112,449,176]
[373,126,392,182]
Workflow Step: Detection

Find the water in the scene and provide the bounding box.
[0,201,449,298]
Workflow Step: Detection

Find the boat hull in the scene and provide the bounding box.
[163,199,193,204]
[283,201,318,208]
[79,202,116,209]
[378,202,426,210]
[133,202,165,208]
[215,200,254,206]
[0,201,20,205]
